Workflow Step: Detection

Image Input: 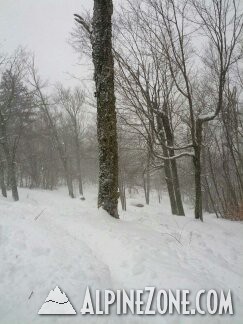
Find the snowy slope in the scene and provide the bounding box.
[0,187,242,324]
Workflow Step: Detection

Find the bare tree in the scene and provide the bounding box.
[114,3,185,215]
[28,60,75,198]
[0,50,32,201]
[55,85,86,197]
[144,0,242,220]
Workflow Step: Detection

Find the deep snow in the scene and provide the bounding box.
[0,186,242,323]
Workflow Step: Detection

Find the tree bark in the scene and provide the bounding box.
[194,120,203,221]
[74,123,84,196]
[157,113,178,215]
[62,157,74,198]
[0,122,19,201]
[92,0,119,218]
[143,169,150,205]
[8,160,19,201]
[161,112,185,215]
[0,160,7,197]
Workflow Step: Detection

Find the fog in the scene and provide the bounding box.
[0,0,92,86]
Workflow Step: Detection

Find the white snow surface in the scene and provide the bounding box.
[0,186,242,323]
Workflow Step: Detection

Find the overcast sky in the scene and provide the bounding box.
[0,0,93,87]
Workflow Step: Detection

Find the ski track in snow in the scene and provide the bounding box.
[0,186,242,324]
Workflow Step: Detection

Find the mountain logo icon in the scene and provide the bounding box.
[38,286,76,315]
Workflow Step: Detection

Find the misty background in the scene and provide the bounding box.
[0,0,92,87]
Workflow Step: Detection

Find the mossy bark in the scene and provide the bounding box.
[92,0,119,218]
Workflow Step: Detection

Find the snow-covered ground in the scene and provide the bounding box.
[0,186,242,323]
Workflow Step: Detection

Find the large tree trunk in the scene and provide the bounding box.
[92,0,119,218]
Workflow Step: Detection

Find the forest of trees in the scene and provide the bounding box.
[0,0,243,221]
